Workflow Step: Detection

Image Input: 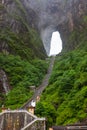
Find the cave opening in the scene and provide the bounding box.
[49,31,62,56]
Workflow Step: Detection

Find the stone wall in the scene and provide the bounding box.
[0,110,45,130]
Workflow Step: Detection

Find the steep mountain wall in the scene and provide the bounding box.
[0,0,46,59]
[21,0,87,55]
[0,0,87,55]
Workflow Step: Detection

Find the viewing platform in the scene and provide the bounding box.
[0,110,46,130]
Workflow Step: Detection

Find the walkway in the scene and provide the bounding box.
[21,56,55,109]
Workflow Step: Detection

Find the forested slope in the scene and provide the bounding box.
[35,23,87,127]
[0,54,48,109]
[0,0,48,110]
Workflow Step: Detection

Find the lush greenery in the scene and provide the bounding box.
[0,0,87,128]
[0,54,48,109]
[0,0,47,110]
[35,21,87,127]
[0,27,46,60]
[35,49,87,127]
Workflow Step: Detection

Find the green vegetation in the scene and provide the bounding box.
[35,19,87,127]
[0,0,49,112]
[35,49,87,127]
[0,0,47,110]
[0,0,46,60]
[0,27,46,60]
[0,1,87,128]
[0,54,48,109]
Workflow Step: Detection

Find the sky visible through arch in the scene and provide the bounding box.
[49,31,62,56]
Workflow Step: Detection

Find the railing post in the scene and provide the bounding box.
[44,120,46,130]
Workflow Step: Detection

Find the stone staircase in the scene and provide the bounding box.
[21,56,55,109]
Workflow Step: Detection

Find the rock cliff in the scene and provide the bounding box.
[0,0,87,55]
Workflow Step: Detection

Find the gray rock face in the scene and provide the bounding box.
[1,0,87,55]
[21,0,87,55]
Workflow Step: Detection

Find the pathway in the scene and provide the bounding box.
[21,56,55,109]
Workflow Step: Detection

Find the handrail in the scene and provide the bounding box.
[67,126,87,129]
[21,118,45,130]
[0,110,37,119]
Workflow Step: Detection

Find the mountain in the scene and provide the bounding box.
[1,0,87,55]
[0,0,87,127]
[0,0,46,59]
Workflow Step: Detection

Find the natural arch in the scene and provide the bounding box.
[2,0,87,56]
[21,0,86,56]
